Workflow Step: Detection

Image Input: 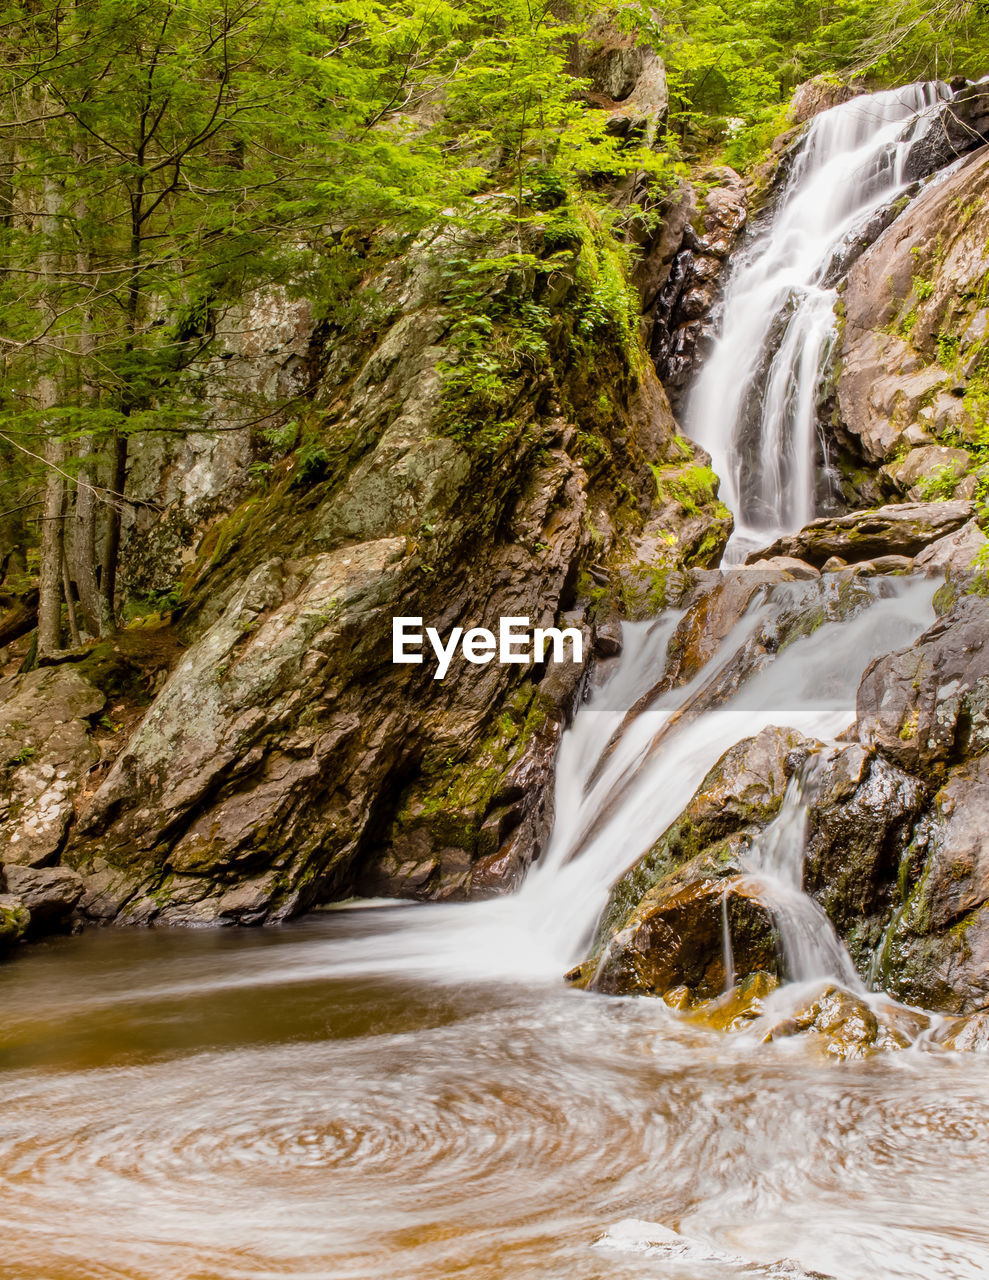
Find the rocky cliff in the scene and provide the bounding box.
[0,206,732,931]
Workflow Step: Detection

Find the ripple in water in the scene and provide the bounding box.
[1,924,989,1280]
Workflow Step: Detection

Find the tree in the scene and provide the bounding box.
[0,0,657,657]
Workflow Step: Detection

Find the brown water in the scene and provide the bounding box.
[2,911,989,1280]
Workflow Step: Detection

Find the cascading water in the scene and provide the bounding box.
[684,83,950,562]
[738,762,863,989]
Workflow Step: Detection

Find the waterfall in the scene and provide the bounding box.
[739,764,863,988]
[684,82,950,564]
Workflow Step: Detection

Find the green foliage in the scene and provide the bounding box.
[627,0,988,160]
[916,463,961,501]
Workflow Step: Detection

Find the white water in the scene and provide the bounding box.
[740,763,863,989]
[685,82,950,563]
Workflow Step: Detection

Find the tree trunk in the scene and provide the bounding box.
[71,136,101,637]
[36,170,66,660]
[73,440,100,635]
[98,433,127,635]
[37,435,66,658]
[62,541,81,648]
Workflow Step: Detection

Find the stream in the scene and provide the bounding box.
[2,83,989,1280]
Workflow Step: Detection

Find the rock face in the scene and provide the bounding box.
[856,596,989,774]
[570,15,668,133]
[646,169,748,401]
[47,223,730,927]
[876,756,989,1013]
[804,744,928,968]
[835,146,989,501]
[746,501,975,567]
[789,76,864,126]
[0,668,104,868]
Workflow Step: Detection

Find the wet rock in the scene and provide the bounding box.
[660,570,776,689]
[804,745,928,969]
[593,726,814,947]
[855,595,989,774]
[689,970,780,1032]
[1,864,84,933]
[589,866,781,1001]
[932,1011,989,1052]
[592,617,623,657]
[0,667,104,867]
[746,501,974,567]
[764,986,899,1059]
[874,755,989,1014]
[0,892,30,950]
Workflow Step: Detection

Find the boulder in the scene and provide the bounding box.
[0,893,30,950]
[747,555,820,578]
[1,864,84,932]
[789,76,864,126]
[913,519,987,576]
[575,725,818,996]
[933,1011,989,1053]
[588,866,781,1001]
[764,985,904,1059]
[746,501,974,567]
[856,596,989,774]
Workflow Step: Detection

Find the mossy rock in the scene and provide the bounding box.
[0,896,30,951]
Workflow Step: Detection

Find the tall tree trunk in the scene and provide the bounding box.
[36,171,66,660]
[61,539,81,647]
[37,433,66,657]
[73,438,100,635]
[98,434,127,636]
[70,135,101,636]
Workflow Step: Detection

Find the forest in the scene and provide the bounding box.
[1,0,985,657]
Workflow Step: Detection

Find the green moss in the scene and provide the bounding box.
[652,461,722,516]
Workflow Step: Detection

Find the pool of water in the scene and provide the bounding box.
[1,914,988,1280]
